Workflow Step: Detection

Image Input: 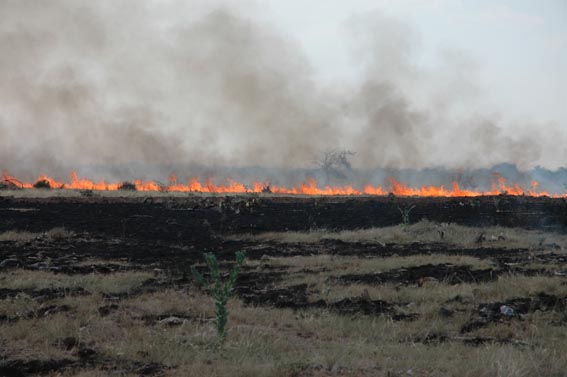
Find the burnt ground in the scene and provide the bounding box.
[1,194,567,376]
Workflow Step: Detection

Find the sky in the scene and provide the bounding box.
[262,0,567,126]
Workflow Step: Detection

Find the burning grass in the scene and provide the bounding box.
[2,171,566,197]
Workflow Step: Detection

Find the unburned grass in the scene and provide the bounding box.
[252,254,494,274]
[0,270,153,295]
[0,227,74,242]
[231,220,567,251]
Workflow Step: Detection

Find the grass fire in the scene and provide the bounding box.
[1,1,566,376]
[1,171,566,198]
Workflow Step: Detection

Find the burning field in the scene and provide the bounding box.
[2,168,567,197]
[1,190,567,376]
[1,0,567,376]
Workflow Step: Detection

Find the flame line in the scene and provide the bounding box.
[1,171,565,197]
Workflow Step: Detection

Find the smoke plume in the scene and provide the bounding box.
[0,0,565,181]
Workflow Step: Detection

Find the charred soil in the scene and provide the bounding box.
[1,195,566,376]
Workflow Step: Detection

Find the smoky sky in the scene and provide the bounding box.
[0,0,565,179]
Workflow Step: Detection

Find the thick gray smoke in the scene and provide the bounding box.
[0,0,565,181]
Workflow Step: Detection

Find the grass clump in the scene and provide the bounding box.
[191,251,246,343]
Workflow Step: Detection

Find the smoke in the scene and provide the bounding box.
[0,0,565,181]
[342,11,565,171]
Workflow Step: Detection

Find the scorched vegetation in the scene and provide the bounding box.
[0,194,567,376]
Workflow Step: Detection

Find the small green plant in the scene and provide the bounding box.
[398,204,416,226]
[191,251,246,343]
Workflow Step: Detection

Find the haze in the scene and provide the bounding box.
[0,0,565,181]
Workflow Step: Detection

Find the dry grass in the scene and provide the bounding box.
[2,223,567,375]
[292,273,567,305]
[0,230,38,242]
[250,254,494,275]
[0,270,153,295]
[0,227,74,242]
[230,220,567,251]
[0,292,41,319]
[2,287,567,377]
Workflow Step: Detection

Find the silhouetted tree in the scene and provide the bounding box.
[314,149,355,185]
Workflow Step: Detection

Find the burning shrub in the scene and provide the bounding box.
[153,181,168,192]
[118,182,137,191]
[0,176,25,190]
[0,181,20,190]
[33,179,51,189]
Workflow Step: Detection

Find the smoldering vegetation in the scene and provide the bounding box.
[0,0,565,183]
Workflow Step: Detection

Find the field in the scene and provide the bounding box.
[1,191,567,376]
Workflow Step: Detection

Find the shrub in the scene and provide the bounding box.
[398,204,416,225]
[33,179,51,189]
[191,251,246,343]
[0,177,24,190]
[0,182,17,190]
[118,182,137,191]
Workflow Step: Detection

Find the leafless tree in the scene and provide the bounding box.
[314,149,356,185]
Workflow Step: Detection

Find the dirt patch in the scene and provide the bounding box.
[333,264,501,286]
[414,333,530,347]
[0,359,76,377]
[0,287,88,301]
[97,304,119,317]
[0,357,166,377]
[236,283,416,320]
[0,304,71,324]
[237,283,312,309]
[329,297,394,316]
[461,293,567,333]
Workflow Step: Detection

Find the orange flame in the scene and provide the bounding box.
[1,171,565,197]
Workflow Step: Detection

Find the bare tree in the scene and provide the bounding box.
[314,149,356,185]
